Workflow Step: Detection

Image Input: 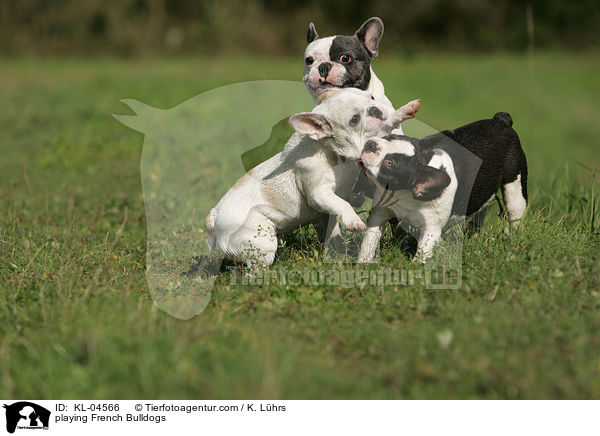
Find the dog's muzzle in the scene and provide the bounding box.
[367,106,384,120]
[363,140,379,153]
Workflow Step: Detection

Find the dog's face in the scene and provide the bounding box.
[360,134,451,200]
[289,88,395,159]
[302,18,384,101]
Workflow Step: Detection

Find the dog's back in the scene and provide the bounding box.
[421,112,528,217]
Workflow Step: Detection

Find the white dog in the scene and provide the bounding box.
[205,89,420,267]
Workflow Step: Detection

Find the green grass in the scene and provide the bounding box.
[1,53,599,399]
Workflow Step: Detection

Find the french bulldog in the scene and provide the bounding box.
[205,89,420,268]
[303,17,392,108]
[358,112,528,262]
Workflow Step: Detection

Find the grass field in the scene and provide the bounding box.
[1,52,599,399]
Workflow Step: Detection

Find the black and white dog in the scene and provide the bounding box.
[358,112,528,262]
[303,17,392,107]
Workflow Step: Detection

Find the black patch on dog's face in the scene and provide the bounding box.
[374,138,451,201]
[329,36,372,90]
[376,153,415,190]
[367,106,383,120]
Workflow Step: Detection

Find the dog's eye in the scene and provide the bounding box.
[383,158,394,168]
[305,56,314,65]
[349,114,361,126]
[339,54,352,64]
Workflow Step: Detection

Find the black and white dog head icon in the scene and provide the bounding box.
[3,402,50,434]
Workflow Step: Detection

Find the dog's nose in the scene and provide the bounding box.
[367,106,383,120]
[318,62,332,78]
[364,140,379,153]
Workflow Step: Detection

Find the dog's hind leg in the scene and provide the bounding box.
[502,174,527,230]
[226,208,278,268]
[228,227,278,268]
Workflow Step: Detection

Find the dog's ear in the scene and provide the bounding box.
[411,165,451,201]
[355,17,384,57]
[307,22,319,43]
[385,99,420,130]
[289,112,333,140]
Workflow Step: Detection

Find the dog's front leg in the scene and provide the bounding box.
[414,227,442,263]
[307,186,366,231]
[357,208,394,263]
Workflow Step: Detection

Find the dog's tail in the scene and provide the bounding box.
[204,208,217,251]
[493,112,513,128]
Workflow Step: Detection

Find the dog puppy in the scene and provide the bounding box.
[205,89,420,268]
[303,17,392,107]
[358,112,528,262]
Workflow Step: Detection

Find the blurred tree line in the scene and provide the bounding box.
[0,0,598,56]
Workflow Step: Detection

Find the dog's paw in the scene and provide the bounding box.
[357,255,374,263]
[411,256,427,264]
[342,213,366,231]
[412,250,432,264]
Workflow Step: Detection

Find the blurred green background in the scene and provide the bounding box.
[1,0,598,57]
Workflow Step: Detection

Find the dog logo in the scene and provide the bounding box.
[113,80,312,320]
[3,402,50,434]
